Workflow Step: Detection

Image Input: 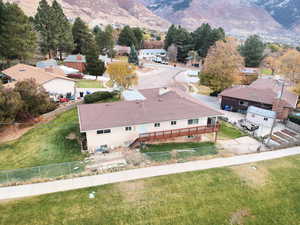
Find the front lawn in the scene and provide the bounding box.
[141,142,217,162]
[76,80,104,88]
[0,109,83,170]
[1,155,300,225]
[141,142,215,153]
[219,121,246,140]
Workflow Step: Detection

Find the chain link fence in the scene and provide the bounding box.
[0,161,87,186]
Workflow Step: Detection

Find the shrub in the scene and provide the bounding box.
[67,74,83,79]
[84,91,117,104]
[289,115,300,125]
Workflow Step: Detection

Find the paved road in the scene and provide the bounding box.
[136,64,184,89]
[1,147,300,201]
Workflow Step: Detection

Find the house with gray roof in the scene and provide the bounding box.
[78,87,222,152]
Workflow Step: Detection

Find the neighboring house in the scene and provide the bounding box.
[2,64,75,100]
[58,65,80,75]
[139,49,166,60]
[64,54,86,73]
[36,59,58,68]
[78,87,222,152]
[143,40,164,49]
[114,45,130,56]
[246,106,276,128]
[219,77,298,119]
[240,67,260,84]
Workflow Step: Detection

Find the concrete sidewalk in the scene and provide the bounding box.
[1,147,300,201]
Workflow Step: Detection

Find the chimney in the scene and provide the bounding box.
[159,87,170,96]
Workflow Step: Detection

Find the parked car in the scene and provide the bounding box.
[239,119,259,131]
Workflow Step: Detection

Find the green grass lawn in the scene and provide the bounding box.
[219,121,246,140]
[0,109,84,170]
[76,80,104,88]
[261,68,273,75]
[141,142,217,162]
[141,142,215,153]
[1,155,300,225]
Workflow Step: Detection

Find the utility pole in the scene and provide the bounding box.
[266,79,285,146]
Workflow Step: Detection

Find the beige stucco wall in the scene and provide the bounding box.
[85,116,212,152]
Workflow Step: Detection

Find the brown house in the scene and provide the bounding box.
[64,54,86,73]
[219,77,298,120]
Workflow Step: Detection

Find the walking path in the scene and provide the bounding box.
[1,147,300,201]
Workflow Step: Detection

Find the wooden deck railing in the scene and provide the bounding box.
[130,123,220,148]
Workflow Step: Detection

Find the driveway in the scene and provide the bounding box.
[1,147,300,200]
[136,64,184,89]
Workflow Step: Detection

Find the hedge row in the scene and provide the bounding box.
[84,91,118,104]
[289,115,300,125]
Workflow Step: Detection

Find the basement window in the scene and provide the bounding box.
[125,126,132,131]
[188,119,199,125]
[97,129,111,134]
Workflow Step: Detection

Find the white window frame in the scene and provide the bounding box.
[154,123,160,127]
[188,119,199,125]
[171,121,177,125]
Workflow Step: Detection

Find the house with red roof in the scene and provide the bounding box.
[219,77,298,119]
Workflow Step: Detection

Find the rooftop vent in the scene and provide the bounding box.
[159,87,170,96]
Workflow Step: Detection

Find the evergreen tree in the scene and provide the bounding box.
[34,0,54,58]
[240,35,265,67]
[72,17,93,55]
[86,40,106,80]
[192,24,225,59]
[164,24,177,49]
[132,27,143,49]
[0,2,36,64]
[96,25,115,57]
[51,0,74,60]
[128,45,139,66]
[118,25,137,47]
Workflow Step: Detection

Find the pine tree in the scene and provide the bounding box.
[128,45,139,66]
[164,24,177,49]
[86,40,106,80]
[72,17,92,54]
[240,35,265,67]
[34,0,54,58]
[132,27,143,49]
[0,2,36,64]
[95,25,115,57]
[118,26,137,47]
[51,0,74,60]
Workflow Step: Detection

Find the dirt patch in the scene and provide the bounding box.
[231,164,269,188]
[66,132,77,140]
[230,209,251,225]
[117,180,145,203]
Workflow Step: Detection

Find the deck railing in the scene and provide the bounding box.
[137,123,220,143]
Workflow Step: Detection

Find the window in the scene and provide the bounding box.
[239,101,248,106]
[154,123,160,127]
[171,121,177,125]
[264,118,268,121]
[97,129,111,134]
[125,126,132,131]
[188,119,199,125]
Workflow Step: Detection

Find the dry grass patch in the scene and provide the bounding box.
[117,180,146,203]
[231,164,269,188]
[230,209,252,225]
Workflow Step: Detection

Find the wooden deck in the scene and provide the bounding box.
[130,123,220,148]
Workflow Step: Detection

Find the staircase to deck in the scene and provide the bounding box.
[130,123,220,148]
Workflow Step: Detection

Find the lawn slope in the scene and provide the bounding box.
[1,155,300,225]
[0,109,83,170]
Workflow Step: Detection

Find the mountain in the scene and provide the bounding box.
[140,0,285,35]
[249,0,300,30]
[4,0,170,30]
